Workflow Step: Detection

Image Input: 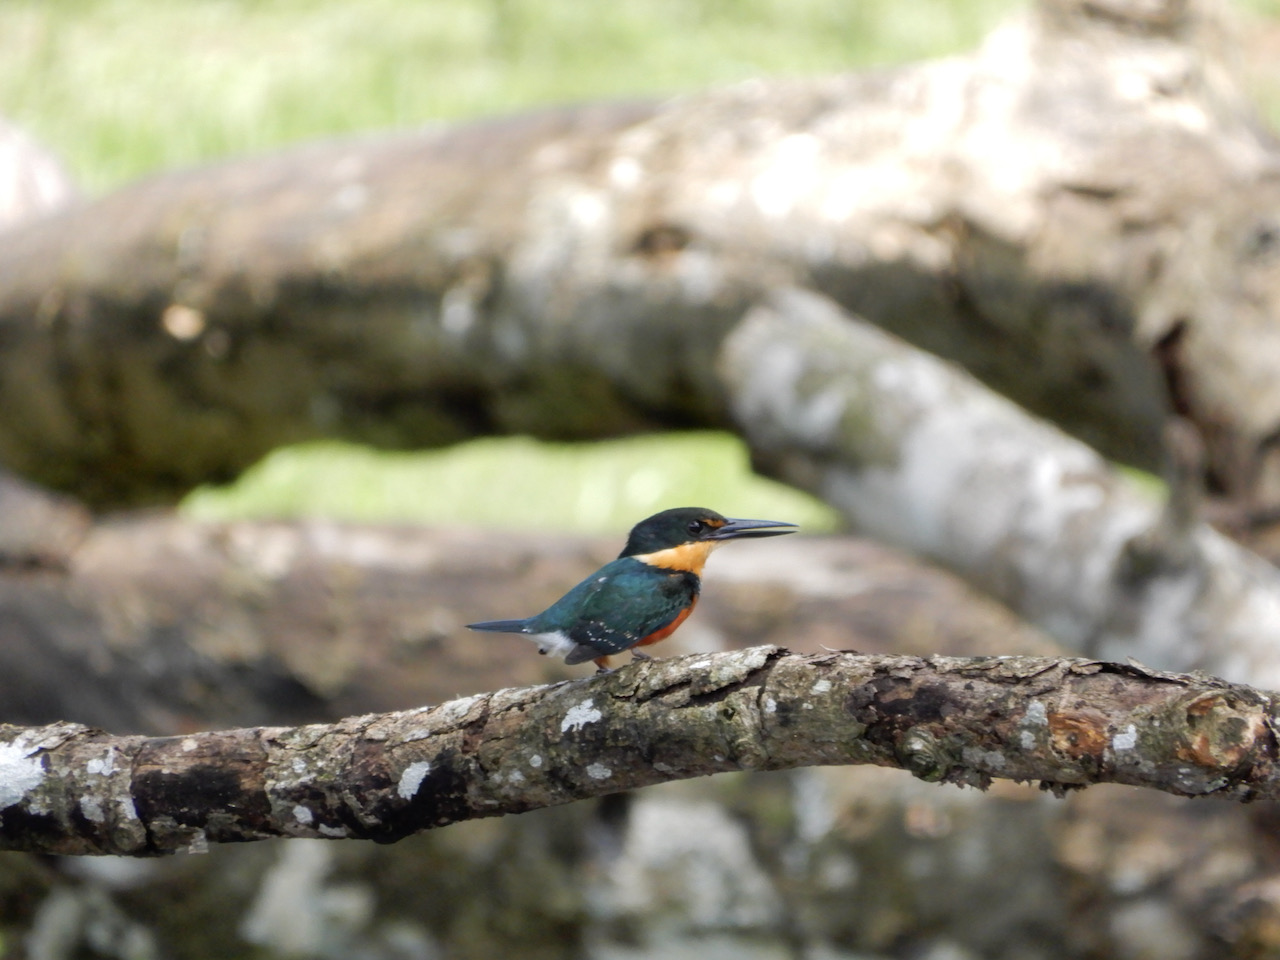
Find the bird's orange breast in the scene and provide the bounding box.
[636,599,697,647]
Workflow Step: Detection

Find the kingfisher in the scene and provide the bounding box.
[466,506,797,672]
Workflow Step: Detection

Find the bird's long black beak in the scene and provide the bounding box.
[707,518,798,540]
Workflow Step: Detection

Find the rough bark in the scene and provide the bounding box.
[3,647,1276,857]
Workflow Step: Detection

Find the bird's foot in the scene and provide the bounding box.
[595,665,613,675]
[630,650,653,662]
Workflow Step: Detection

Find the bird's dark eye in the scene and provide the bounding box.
[687,519,705,534]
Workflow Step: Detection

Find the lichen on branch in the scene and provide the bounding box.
[2,647,1276,857]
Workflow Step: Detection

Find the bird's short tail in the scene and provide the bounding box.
[465,619,529,634]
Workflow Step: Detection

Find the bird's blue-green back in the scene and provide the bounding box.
[528,556,698,654]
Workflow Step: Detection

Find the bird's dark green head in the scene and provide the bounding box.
[618,507,797,558]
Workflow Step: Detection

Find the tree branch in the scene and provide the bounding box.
[4,647,1276,856]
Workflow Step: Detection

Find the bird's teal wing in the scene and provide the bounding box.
[532,557,697,660]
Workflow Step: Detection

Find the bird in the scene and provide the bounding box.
[466,506,797,672]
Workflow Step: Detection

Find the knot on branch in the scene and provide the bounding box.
[1172,690,1271,776]
[897,729,959,784]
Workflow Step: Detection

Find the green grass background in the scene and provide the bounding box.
[1,0,1025,193]
[3,0,1264,532]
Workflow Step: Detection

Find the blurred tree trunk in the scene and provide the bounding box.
[2,0,1279,514]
